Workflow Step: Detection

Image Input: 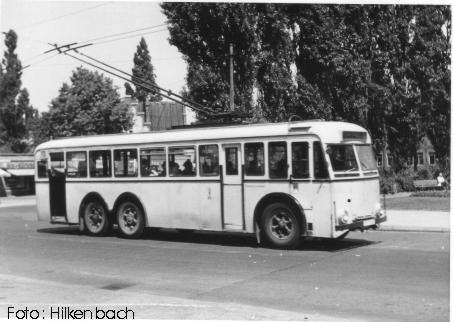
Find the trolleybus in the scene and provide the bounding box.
[35,120,386,248]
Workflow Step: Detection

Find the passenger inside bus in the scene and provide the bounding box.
[182,159,194,175]
[246,151,263,175]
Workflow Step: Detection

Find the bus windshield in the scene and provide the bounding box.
[356,145,377,171]
[328,144,377,173]
[328,145,358,172]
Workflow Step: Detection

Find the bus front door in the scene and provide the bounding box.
[48,152,67,220]
[221,144,244,230]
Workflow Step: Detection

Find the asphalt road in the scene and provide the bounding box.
[0,205,449,321]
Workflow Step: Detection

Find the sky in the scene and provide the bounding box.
[0,0,188,115]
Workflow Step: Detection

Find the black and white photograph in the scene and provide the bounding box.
[0,1,450,320]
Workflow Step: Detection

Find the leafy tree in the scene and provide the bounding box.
[125,37,161,121]
[162,4,450,166]
[0,30,23,149]
[0,30,38,152]
[162,3,260,118]
[408,6,451,163]
[44,67,133,138]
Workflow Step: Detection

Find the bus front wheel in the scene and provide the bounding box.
[260,203,301,249]
[116,201,145,238]
[83,200,111,236]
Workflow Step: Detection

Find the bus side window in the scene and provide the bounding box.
[291,142,309,179]
[140,148,166,177]
[114,149,138,177]
[225,147,238,175]
[89,150,111,177]
[168,146,196,177]
[49,152,65,174]
[313,141,329,179]
[245,143,264,176]
[269,142,287,178]
[199,145,219,176]
[66,151,87,178]
[37,155,48,178]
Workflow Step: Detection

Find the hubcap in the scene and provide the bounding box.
[120,206,138,232]
[270,210,294,240]
[87,204,104,232]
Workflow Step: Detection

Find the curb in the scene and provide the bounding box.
[380,226,450,233]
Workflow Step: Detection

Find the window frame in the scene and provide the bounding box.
[66,151,88,178]
[168,145,197,177]
[113,148,139,178]
[140,147,167,177]
[199,144,220,177]
[244,142,265,177]
[417,152,424,165]
[291,141,310,179]
[267,141,287,179]
[89,149,112,178]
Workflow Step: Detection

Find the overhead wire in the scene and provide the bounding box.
[14,2,112,30]
[21,23,168,70]
[75,50,213,113]
[59,49,209,116]
[78,23,167,44]
[93,28,168,46]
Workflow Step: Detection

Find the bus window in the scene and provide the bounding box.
[169,146,196,177]
[327,145,358,172]
[225,147,238,175]
[37,152,48,178]
[245,143,264,176]
[269,142,287,178]
[291,142,309,178]
[66,151,87,178]
[50,152,65,174]
[313,142,329,179]
[89,150,111,177]
[141,148,166,177]
[199,145,219,176]
[356,145,377,171]
[114,149,138,177]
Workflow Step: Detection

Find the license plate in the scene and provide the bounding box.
[363,219,375,226]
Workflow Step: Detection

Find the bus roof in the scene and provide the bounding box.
[35,121,371,151]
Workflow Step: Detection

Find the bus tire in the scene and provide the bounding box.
[116,201,145,238]
[260,202,300,249]
[83,200,111,236]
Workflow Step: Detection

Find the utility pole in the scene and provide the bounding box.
[229,43,234,111]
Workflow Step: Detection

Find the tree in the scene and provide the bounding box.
[162,3,261,118]
[44,67,133,138]
[0,30,23,149]
[125,37,161,122]
[162,4,450,166]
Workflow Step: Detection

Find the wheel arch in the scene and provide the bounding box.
[253,193,307,235]
[78,192,109,220]
[113,192,148,226]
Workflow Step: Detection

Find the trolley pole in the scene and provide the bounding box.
[229,43,234,111]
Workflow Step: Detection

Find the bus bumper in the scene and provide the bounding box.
[335,215,387,231]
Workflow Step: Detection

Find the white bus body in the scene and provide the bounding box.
[34,121,386,248]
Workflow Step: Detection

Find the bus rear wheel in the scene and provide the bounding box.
[260,203,300,249]
[83,200,111,236]
[116,201,145,238]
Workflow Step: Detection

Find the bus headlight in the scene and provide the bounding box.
[374,203,385,218]
[337,209,351,224]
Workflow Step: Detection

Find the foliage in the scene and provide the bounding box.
[125,37,161,115]
[379,168,397,194]
[161,4,450,164]
[395,167,417,192]
[43,67,133,138]
[0,30,37,152]
[410,190,449,198]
